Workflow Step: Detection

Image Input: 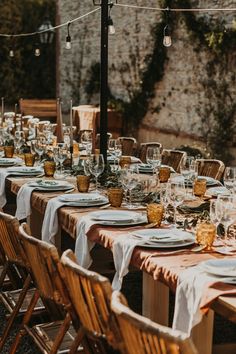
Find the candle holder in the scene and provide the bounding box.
[76,175,90,193]
[159,167,171,183]
[4,146,14,158]
[193,179,206,197]
[119,156,131,168]
[108,188,123,207]
[146,203,164,226]
[24,153,35,167]
[44,161,56,177]
[196,223,216,250]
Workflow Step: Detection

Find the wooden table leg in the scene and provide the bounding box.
[142,273,169,326]
[191,309,214,354]
[27,207,43,239]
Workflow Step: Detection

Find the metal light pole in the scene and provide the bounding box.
[99,0,109,163]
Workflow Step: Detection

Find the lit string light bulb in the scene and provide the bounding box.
[65,22,72,49]
[34,44,41,56]
[108,4,115,35]
[163,25,172,47]
[9,49,14,57]
[163,8,172,47]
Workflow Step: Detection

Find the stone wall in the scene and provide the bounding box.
[57,0,236,153]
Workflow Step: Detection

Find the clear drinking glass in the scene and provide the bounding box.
[57,145,69,176]
[146,147,161,172]
[169,180,186,228]
[224,167,236,193]
[216,195,236,247]
[81,131,92,155]
[88,154,105,193]
[119,167,139,209]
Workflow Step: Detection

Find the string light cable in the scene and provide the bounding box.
[114,3,236,12]
[0,7,101,38]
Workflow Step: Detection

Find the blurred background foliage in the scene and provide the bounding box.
[0,0,56,105]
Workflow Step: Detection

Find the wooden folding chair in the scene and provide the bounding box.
[195,159,225,180]
[95,132,113,149]
[139,142,163,163]
[19,99,58,123]
[111,291,198,354]
[0,212,44,352]
[60,249,120,354]
[9,223,83,354]
[161,149,187,173]
[117,137,137,156]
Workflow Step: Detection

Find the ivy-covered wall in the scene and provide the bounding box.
[58,0,236,163]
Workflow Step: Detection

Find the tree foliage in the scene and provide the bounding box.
[0,0,56,105]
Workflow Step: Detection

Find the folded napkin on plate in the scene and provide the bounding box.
[112,235,160,290]
[15,184,36,220]
[173,266,236,335]
[178,200,209,214]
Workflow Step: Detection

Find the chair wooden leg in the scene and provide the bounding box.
[0,274,31,351]
[0,262,9,288]
[9,288,40,354]
[50,312,71,354]
[69,327,85,354]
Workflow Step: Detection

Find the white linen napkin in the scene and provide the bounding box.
[112,235,152,290]
[0,170,9,208]
[15,184,36,220]
[75,215,96,269]
[172,266,223,335]
[41,197,64,243]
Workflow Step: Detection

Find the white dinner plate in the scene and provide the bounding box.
[207,186,230,197]
[58,193,108,206]
[199,259,236,277]
[0,157,22,166]
[7,167,42,175]
[28,180,74,191]
[131,228,195,248]
[90,210,147,226]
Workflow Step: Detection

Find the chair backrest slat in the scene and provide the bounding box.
[111,291,198,354]
[18,224,67,304]
[118,137,137,156]
[0,212,25,266]
[161,149,186,173]
[19,99,58,120]
[139,142,163,163]
[195,159,225,180]
[60,250,114,338]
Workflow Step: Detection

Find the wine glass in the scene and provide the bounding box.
[216,195,236,247]
[146,147,161,172]
[88,154,105,193]
[14,130,25,154]
[168,180,186,228]
[180,156,198,197]
[31,138,46,165]
[224,167,236,193]
[120,167,139,209]
[81,131,92,155]
[57,144,69,176]
[160,184,171,223]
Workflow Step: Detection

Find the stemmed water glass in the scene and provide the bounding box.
[168,180,186,228]
[224,167,236,193]
[88,154,105,193]
[146,147,161,172]
[14,130,25,154]
[119,166,139,209]
[81,131,92,155]
[56,144,69,176]
[216,195,236,247]
[31,138,46,165]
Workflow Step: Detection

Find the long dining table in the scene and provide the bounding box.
[5,175,236,354]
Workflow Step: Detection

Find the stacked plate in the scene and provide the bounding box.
[199,259,236,284]
[0,157,22,167]
[58,193,108,207]
[7,166,43,176]
[138,164,175,174]
[90,210,147,226]
[207,186,230,197]
[130,229,195,248]
[28,180,74,191]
